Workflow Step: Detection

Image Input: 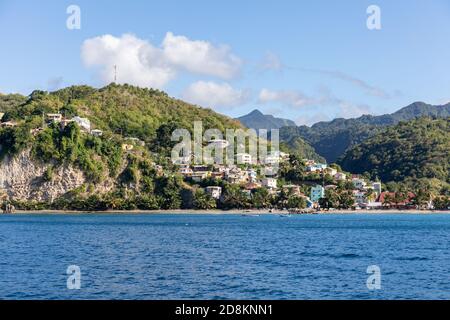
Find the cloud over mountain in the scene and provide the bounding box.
[81,33,242,89]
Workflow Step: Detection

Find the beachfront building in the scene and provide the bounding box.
[310,185,325,203]
[372,182,382,195]
[206,186,222,199]
[353,191,367,205]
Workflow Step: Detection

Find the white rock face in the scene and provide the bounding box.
[0,150,87,201]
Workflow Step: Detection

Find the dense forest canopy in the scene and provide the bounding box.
[338,117,450,193]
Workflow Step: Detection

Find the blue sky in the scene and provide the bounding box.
[1,0,450,125]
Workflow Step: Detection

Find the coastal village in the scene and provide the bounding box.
[0,111,444,213]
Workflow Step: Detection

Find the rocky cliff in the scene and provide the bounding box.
[0,150,113,202]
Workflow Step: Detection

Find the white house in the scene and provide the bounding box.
[206,186,222,199]
[310,185,325,202]
[334,172,347,181]
[261,178,277,189]
[91,129,103,137]
[372,182,382,195]
[0,112,5,121]
[72,116,91,132]
[236,153,252,165]
[353,191,367,204]
[46,113,62,123]
[324,167,338,176]
[352,178,367,190]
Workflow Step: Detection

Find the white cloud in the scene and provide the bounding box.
[81,34,175,88]
[162,32,242,79]
[81,33,242,89]
[258,88,314,108]
[182,81,248,109]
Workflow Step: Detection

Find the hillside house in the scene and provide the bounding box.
[206,186,222,199]
[334,172,347,181]
[261,178,277,189]
[352,178,367,190]
[46,113,62,123]
[72,116,91,132]
[91,129,103,137]
[310,185,325,202]
[236,153,253,165]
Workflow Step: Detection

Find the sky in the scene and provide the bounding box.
[1,0,450,125]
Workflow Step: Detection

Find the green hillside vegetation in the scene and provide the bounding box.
[338,117,450,195]
[0,84,248,210]
[280,102,450,163]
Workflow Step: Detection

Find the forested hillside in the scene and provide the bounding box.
[338,117,450,193]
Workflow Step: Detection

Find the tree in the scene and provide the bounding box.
[252,188,272,209]
[287,196,307,209]
[220,184,249,209]
[193,189,217,210]
[338,191,355,209]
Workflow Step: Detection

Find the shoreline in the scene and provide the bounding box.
[7,209,450,215]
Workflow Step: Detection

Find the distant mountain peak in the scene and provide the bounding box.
[237,109,296,130]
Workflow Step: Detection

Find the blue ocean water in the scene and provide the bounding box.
[0,213,449,300]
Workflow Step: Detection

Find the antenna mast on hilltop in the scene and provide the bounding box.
[114,65,117,83]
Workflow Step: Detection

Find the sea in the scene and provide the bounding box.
[0,213,449,300]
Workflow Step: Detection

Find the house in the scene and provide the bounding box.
[0,112,4,121]
[244,182,261,191]
[247,169,258,182]
[372,182,382,195]
[282,184,302,196]
[206,186,222,199]
[236,153,252,165]
[261,178,277,189]
[378,192,416,208]
[46,113,62,123]
[179,165,193,177]
[307,163,328,173]
[353,190,367,205]
[324,167,337,176]
[193,165,210,172]
[192,171,210,182]
[352,178,367,190]
[91,129,103,137]
[334,172,347,181]
[310,185,325,202]
[72,116,91,132]
[0,121,17,127]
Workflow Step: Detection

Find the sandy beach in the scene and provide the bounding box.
[9,209,449,215]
